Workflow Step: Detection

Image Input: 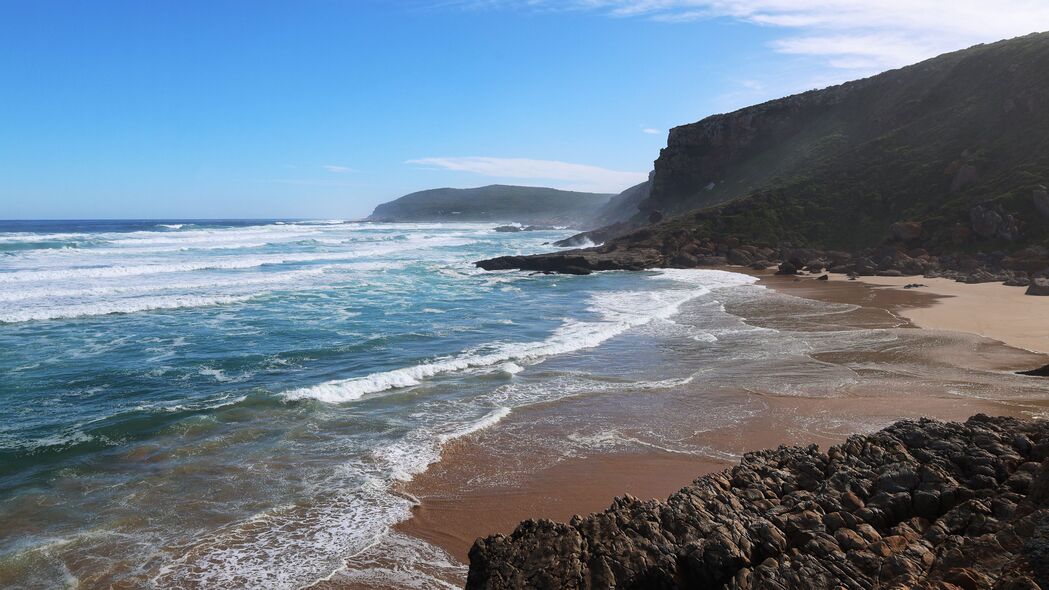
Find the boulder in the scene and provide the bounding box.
[970,205,1003,239]
[727,248,754,266]
[776,261,798,275]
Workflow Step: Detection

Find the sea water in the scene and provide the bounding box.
[0,220,762,588]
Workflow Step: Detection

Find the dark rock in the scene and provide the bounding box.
[1018,364,1049,377]
[466,416,1049,590]
[903,283,927,289]
[890,221,923,242]
[970,205,1004,239]
[1026,278,1049,296]
[817,274,829,281]
[476,248,663,275]
[776,261,798,275]
[493,225,523,232]
[727,248,754,266]
[1033,187,1049,220]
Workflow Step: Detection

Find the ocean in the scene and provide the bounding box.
[0,220,764,588]
[6,220,1046,588]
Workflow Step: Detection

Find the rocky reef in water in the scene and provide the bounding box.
[466,415,1049,589]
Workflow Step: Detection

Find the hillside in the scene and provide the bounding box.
[639,32,1049,253]
[479,33,1049,283]
[366,185,614,226]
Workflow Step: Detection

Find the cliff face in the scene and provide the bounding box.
[466,415,1049,590]
[638,32,1049,253]
[476,34,1049,284]
[366,185,613,227]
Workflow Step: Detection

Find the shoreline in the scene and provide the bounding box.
[388,267,1049,575]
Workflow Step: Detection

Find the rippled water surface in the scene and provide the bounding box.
[0,220,767,588]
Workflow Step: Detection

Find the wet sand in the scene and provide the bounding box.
[391,270,1049,575]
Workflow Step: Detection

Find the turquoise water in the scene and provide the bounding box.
[0,220,761,588]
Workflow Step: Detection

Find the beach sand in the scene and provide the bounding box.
[384,271,1049,572]
[845,275,1049,355]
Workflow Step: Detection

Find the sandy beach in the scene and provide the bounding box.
[389,270,1049,573]
[845,275,1049,355]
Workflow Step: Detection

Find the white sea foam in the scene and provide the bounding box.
[0,267,329,303]
[500,362,524,374]
[0,239,469,285]
[283,269,756,404]
[154,406,509,589]
[0,294,255,323]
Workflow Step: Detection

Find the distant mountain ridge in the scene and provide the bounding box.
[366,185,615,227]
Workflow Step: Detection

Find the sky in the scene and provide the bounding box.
[2,1,1048,220]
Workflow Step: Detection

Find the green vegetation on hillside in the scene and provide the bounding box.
[640,32,1049,254]
[367,185,613,227]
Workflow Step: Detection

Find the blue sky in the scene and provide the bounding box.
[2,0,1047,219]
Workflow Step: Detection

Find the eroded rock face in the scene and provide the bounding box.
[466,415,1049,590]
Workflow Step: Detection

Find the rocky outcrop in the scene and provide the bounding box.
[476,232,1048,293]
[1027,278,1049,296]
[466,415,1049,590]
[476,247,664,275]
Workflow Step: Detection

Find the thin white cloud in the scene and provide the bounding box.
[322,164,354,173]
[444,1,1049,72]
[642,127,663,135]
[406,156,647,193]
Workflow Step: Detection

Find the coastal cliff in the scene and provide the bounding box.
[478,33,1049,287]
[466,415,1049,589]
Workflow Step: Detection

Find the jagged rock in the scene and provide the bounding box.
[1026,277,1049,296]
[776,261,798,275]
[493,225,523,232]
[466,416,1049,590]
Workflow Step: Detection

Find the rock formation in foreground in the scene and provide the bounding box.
[466,415,1049,589]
